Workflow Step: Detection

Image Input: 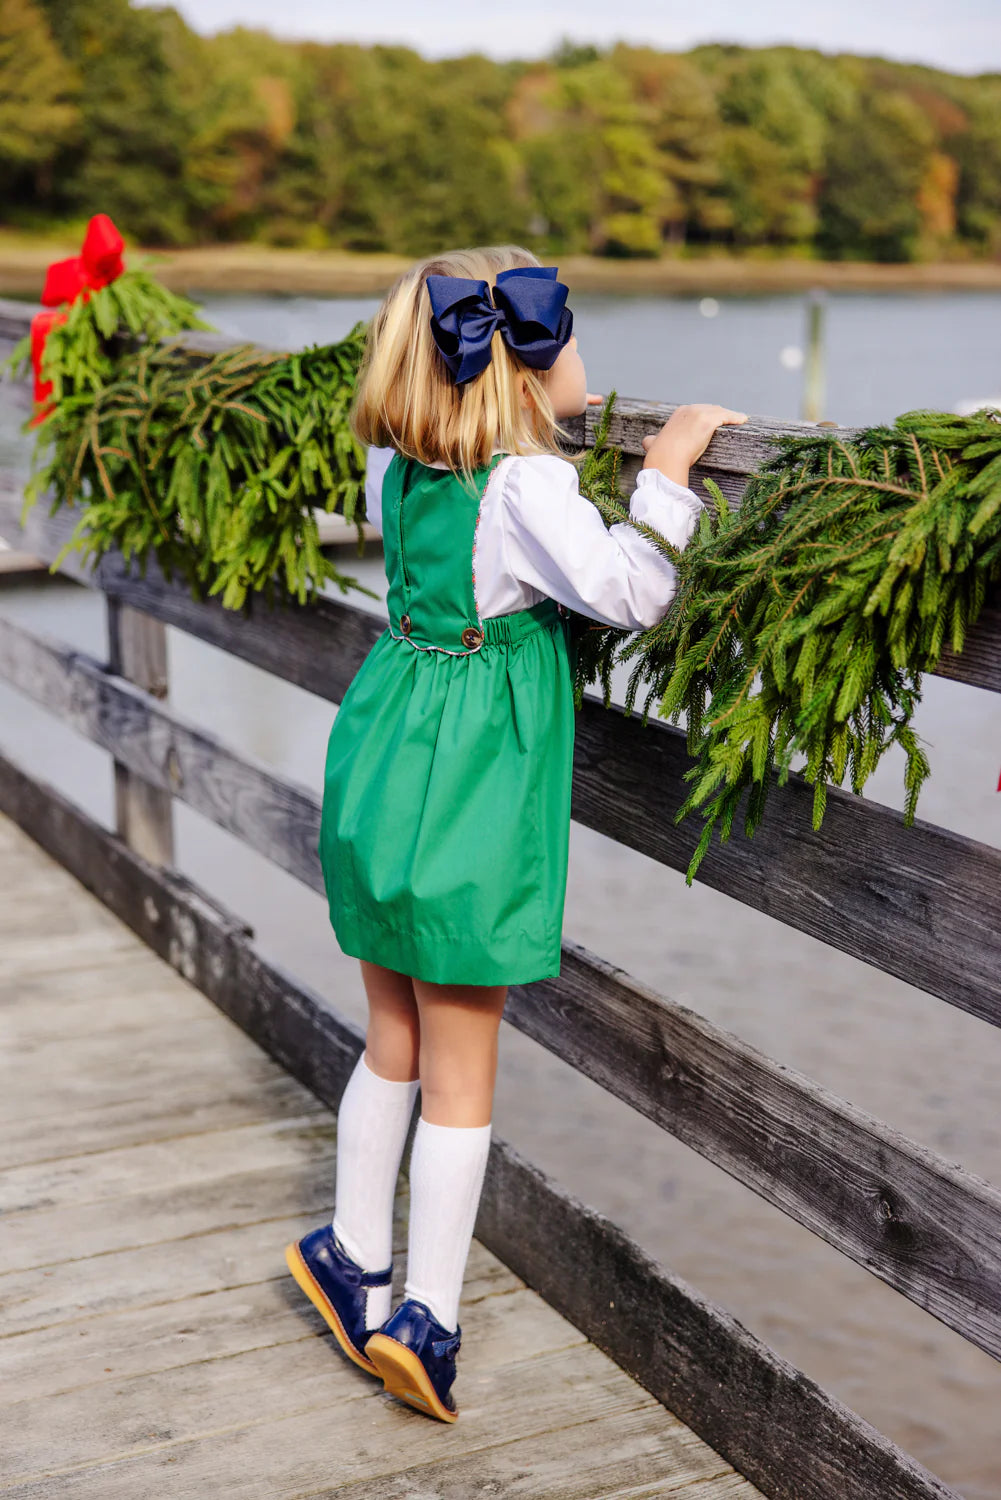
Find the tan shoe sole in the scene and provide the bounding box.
[284,1240,379,1376]
[364,1331,459,1422]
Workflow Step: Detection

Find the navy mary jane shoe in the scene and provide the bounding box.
[364,1297,463,1422]
[284,1224,392,1376]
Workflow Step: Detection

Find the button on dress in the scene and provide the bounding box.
[318,446,705,987]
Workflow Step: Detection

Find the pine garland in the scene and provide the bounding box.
[574,397,1001,883]
[6,272,373,609]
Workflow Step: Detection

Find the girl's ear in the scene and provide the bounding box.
[516,371,532,410]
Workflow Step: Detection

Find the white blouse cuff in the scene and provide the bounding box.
[626,466,705,553]
[632,465,705,523]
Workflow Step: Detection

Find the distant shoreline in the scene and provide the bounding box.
[2,241,1001,299]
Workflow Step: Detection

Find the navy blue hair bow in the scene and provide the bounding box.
[426,265,573,385]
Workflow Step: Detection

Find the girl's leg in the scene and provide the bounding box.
[360,958,421,1082]
[414,979,507,1125]
[331,961,421,1329]
[404,979,508,1332]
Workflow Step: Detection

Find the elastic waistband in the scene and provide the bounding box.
[481,597,563,645]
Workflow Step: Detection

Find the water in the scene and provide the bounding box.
[193,287,1001,427]
[1,291,1000,1496]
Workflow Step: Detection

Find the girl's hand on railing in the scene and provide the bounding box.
[642,404,748,488]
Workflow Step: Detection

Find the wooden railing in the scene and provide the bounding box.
[0,296,996,1500]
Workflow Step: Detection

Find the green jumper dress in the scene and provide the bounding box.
[318,452,576,986]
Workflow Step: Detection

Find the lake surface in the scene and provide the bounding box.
[1,290,1000,1497]
[194,287,1001,427]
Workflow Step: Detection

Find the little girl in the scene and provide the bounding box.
[285,244,746,1422]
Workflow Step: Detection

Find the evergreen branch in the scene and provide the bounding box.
[574,394,1001,883]
[4,287,376,610]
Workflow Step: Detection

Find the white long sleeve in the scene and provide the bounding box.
[363,445,704,630]
[363,444,393,536]
[490,452,702,629]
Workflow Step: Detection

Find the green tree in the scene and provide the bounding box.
[951,87,1001,253]
[710,49,830,246]
[311,46,524,254]
[516,56,666,256]
[613,46,727,244]
[35,0,194,242]
[0,0,78,196]
[178,28,304,243]
[5,12,997,265]
[818,89,936,260]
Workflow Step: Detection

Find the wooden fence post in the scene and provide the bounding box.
[106,598,174,866]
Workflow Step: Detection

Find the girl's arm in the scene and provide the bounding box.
[496,453,704,631]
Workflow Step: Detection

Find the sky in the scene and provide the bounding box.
[135,0,1001,75]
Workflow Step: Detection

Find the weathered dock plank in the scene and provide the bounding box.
[3,618,996,1361]
[0,1115,333,1218]
[0,812,764,1499]
[0,1064,321,1172]
[0,756,964,1500]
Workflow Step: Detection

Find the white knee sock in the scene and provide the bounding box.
[404,1115,493,1334]
[331,1050,420,1329]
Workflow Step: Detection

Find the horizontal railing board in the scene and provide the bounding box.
[0,748,962,1500]
[2,457,1000,697]
[561,408,822,508]
[1,496,999,1027]
[0,476,93,585]
[3,309,1000,685]
[3,611,1001,1363]
[0,298,851,488]
[581,394,859,464]
[934,600,1001,690]
[0,296,275,355]
[0,292,993,540]
[570,691,1001,1027]
[0,615,325,892]
[0,295,36,342]
[6,292,992,559]
[515,941,1001,1364]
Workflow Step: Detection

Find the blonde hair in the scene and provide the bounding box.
[350,244,578,482]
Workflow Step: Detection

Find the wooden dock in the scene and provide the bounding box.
[0,810,763,1498]
[2,292,993,1500]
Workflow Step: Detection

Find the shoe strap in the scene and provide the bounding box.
[330,1230,392,1287]
[431,1329,461,1358]
[356,1264,393,1287]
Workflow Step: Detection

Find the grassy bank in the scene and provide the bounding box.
[2,238,1001,300]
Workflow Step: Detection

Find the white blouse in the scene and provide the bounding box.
[364,444,705,631]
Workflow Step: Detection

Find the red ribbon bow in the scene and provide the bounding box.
[30,213,125,425]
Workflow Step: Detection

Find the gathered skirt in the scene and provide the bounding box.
[318,597,575,986]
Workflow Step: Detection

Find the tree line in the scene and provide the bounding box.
[3,0,1001,263]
